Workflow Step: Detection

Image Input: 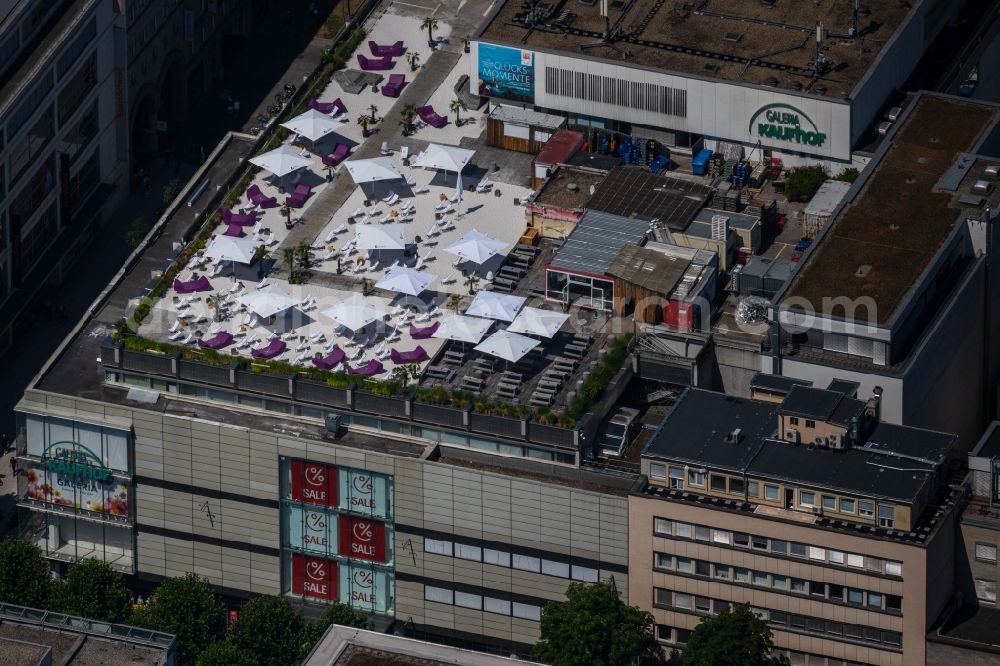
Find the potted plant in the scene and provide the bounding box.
[399,104,417,136]
[463,273,480,295]
[361,277,374,296]
[420,17,438,47]
[449,98,467,126]
[406,52,421,72]
[369,104,379,124]
[280,203,293,229]
[357,114,371,138]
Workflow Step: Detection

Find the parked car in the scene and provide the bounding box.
[600,407,641,457]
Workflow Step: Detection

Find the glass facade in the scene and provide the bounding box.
[546,269,614,311]
[279,457,395,615]
[16,412,134,572]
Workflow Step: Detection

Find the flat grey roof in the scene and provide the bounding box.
[643,388,955,503]
[491,105,564,129]
[803,180,852,218]
[479,0,914,100]
[548,210,649,276]
[691,207,759,231]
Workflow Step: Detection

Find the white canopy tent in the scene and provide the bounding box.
[506,307,570,338]
[204,236,260,265]
[344,157,402,184]
[249,145,313,177]
[355,224,405,251]
[474,330,539,363]
[376,267,435,296]
[433,314,494,344]
[239,283,300,318]
[444,230,507,265]
[322,293,387,331]
[412,143,475,173]
[280,108,345,142]
[466,291,526,322]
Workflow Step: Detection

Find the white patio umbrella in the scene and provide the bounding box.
[475,330,539,363]
[466,291,526,322]
[356,224,405,250]
[506,306,570,338]
[444,230,507,265]
[280,108,344,142]
[249,145,313,177]
[344,157,402,184]
[239,283,300,318]
[376,266,435,296]
[433,314,494,344]
[322,293,386,331]
[412,143,475,173]
[204,236,260,265]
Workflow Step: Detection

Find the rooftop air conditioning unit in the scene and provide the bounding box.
[785,428,800,444]
[728,428,743,444]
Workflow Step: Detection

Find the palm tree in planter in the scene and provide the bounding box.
[295,242,314,271]
[464,273,480,295]
[361,277,375,296]
[368,104,379,123]
[206,293,223,322]
[449,98,467,126]
[406,52,420,72]
[282,247,298,281]
[399,104,417,136]
[280,203,293,229]
[331,251,344,274]
[255,247,271,279]
[357,114,371,138]
[448,293,462,313]
[420,17,438,47]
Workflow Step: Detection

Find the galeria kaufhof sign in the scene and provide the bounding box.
[748,103,827,147]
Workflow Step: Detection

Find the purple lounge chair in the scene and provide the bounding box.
[247,184,278,208]
[322,143,350,167]
[390,346,429,364]
[174,276,212,293]
[369,40,404,57]
[309,98,347,115]
[251,339,287,359]
[197,332,235,350]
[285,183,313,208]
[382,74,405,98]
[312,347,346,370]
[222,208,256,226]
[223,223,245,237]
[358,54,394,71]
[409,321,440,339]
[347,359,385,376]
[417,105,447,128]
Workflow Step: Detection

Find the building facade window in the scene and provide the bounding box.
[668,466,684,489]
[858,500,875,518]
[840,498,856,513]
[878,504,895,528]
[764,484,779,500]
[799,491,816,507]
[976,543,997,563]
[976,579,997,604]
[649,463,666,479]
[687,470,705,486]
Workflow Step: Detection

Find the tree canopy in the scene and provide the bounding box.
[534,580,661,666]
[195,641,257,666]
[129,573,226,666]
[682,603,780,666]
[228,595,305,666]
[0,538,53,609]
[784,165,827,202]
[298,602,371,659]
[56,558,131,622]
